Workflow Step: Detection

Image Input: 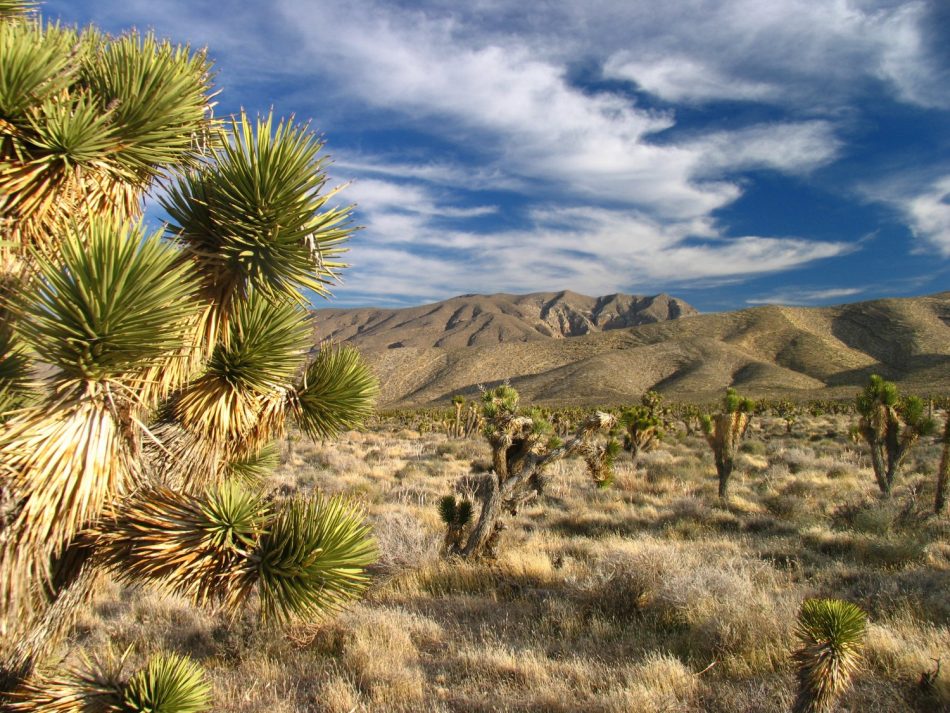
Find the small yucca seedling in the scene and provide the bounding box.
[792,598,867,713]
[123,653,211,713]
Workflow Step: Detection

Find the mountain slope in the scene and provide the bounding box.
[310,291,696,350]
[315,291,950,406]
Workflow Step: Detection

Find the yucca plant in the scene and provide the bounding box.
[620,390,665,467]
[8,651,211,712]
[701,388,754,499]
[792,598,867,713]
[0,0,379,705]
[853,374,935,496]
[441,385,617,557]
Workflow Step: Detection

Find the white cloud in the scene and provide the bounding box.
[746,287,865,305]
[277,2,843,223]
[598,0,948,109]
[686,122,841,177]
[331,181,855,305]
[902,176,950,256]
[604,53,778,104]
[859,173,950,256]
[344,178,497,219]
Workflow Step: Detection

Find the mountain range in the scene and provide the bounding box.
[311,290,950,406]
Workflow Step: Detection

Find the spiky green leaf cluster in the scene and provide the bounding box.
[1,18,213,250]
[100,486,376,624]
[254,495,377,624]
[438,495,473,528]
[79,32,214,175]
[291,343,379,440]
[204,295,311,393]
[481,384,519,419]
[0,19,76,122]
[163,113,352,304]
[856,374,898,415]
[723,387,754,414]
[0,323,31,416]
[123,653,211,713]
[0,0,36,20]
[8,651,210,713]
[792,598,866,713]
[98,483,268,608]
[226,441,280,483]
[16,217,198,385]
[527,407,554,438]
[899,395,935,436]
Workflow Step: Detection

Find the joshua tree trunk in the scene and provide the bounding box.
[460,474,504,558]
[935,419,950,515]
[716,453,734,499]
[869,446,891,496]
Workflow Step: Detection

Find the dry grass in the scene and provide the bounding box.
[58,413,950,711]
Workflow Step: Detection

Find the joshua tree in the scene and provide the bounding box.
[934,416,950,515]
[620,390,664,467]
[450,395,466,437]
[446,394,482,439]
[774,399,798,434]
[0,2,378,706]
[701,388,754,499]
[853,375,934,497]
[439,385,618,558]
[792,598,866,713]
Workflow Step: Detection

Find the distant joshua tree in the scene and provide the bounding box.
[439,385,618,557]
[853,375,934,496]
[0,1,378,707]
[701,388,754,499]
[620,390,664,467]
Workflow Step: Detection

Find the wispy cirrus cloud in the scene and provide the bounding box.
[746,287,866,306]
[50,0,950,308]
[901,176,950,256]
[859,173,950,257]
[333,182,854,306]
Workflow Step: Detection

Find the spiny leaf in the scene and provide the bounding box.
[123,653,211,713]
[438,494,457,526]
[5,651,126,711]
[16,216,199,388]
[253,494,376,624]
[97,483,267,609]
[792,598,866,713]
[163,112,353,306]
[1,397,138,609]
[290,343,378,440]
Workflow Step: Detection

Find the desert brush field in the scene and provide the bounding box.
[59,407,949,713]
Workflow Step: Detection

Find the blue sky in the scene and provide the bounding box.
[46,0,950,312]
